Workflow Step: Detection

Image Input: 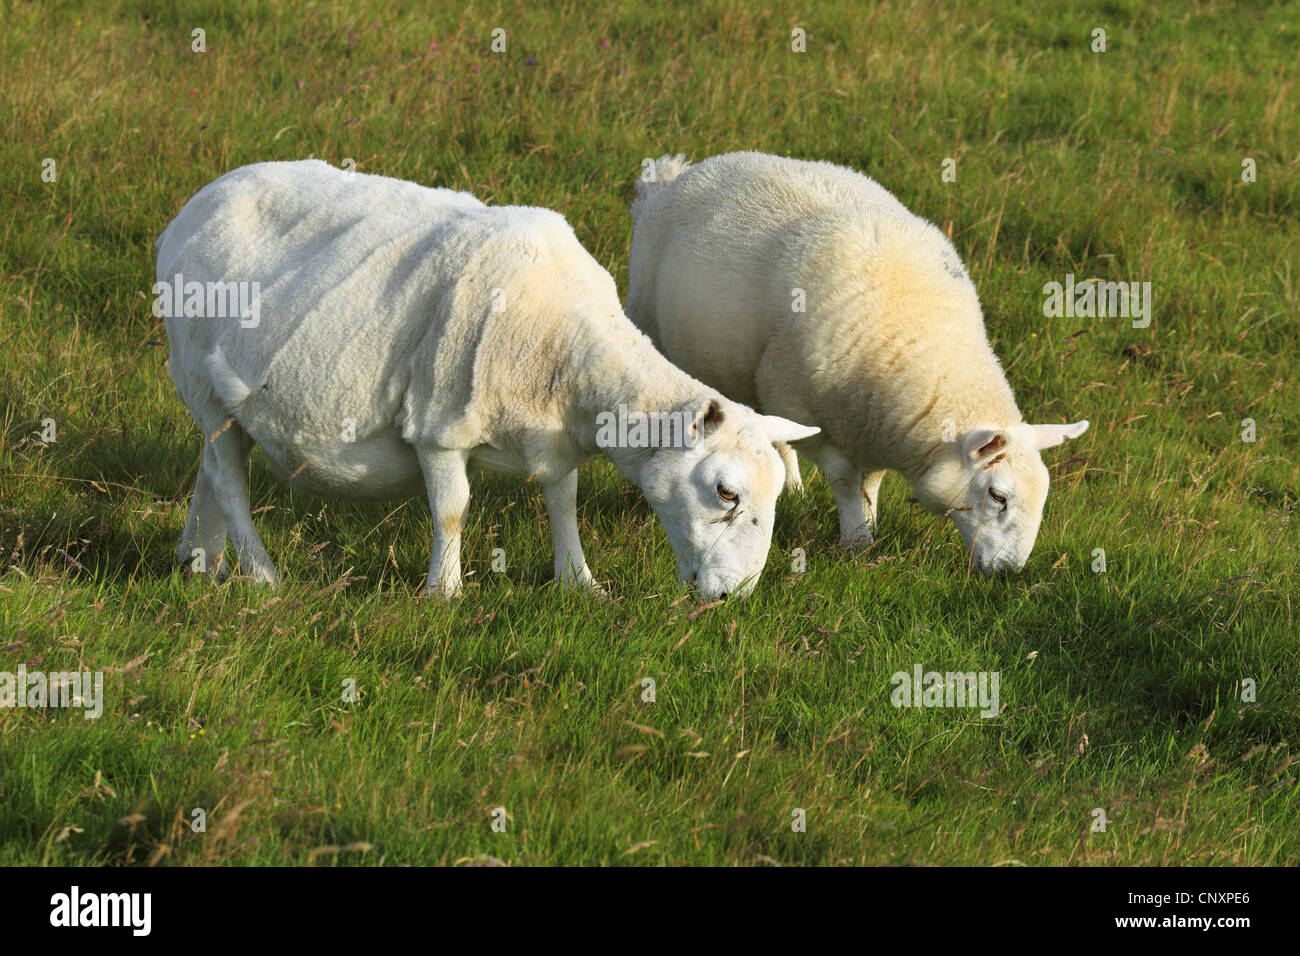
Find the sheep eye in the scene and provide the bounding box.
[717,484,738,503]
[988,488,1007,509]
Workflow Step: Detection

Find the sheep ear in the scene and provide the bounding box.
[690,398,728,442]
[961,427,1010,464]
[757,414,819,445]
[1025,420,1090,451]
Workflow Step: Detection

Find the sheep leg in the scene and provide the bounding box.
[862,469,886,530]
[775,441,803,494]
[542,469,600,590]
[177,441,230,579]
[809,445,873,550]
[206,421,279,585]
[417,447,471,598]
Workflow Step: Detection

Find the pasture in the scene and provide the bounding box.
[0,0,1296,865]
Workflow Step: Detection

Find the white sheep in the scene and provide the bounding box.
[627,151,1088,575]
[157,160,818,598]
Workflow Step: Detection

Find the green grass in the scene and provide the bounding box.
[1,0,1297,865]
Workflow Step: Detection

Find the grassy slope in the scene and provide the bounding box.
[0,0,1296,865]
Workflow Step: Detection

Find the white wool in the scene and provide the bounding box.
[627,151,1088,574]
[159,160,818,597]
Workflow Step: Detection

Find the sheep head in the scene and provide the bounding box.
[633,398,819,598]
[915,420,1090,575]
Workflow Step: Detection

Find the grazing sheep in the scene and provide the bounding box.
[157,160,818,598]
[627,151,1088,575]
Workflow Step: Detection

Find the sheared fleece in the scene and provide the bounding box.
[158,159,704,497]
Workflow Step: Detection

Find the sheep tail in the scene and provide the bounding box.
[631,153,692,219]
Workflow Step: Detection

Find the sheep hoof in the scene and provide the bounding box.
[420,582,462,601]
[180,554,231,583]
[226,569,278,587]
[560,574,609,602]
[840,531,874,554]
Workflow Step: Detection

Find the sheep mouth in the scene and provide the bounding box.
[686,571,729,600]
[976,556,1020,577]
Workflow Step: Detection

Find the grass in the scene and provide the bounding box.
[0,0,1296,865]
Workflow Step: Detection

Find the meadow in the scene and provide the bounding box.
[0,0,1296,865]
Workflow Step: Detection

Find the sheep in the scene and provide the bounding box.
[156,160,819,598]
[627,151,1088,575]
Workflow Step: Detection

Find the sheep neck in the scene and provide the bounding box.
[567,324,704,479]
[855,346,1024,487]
